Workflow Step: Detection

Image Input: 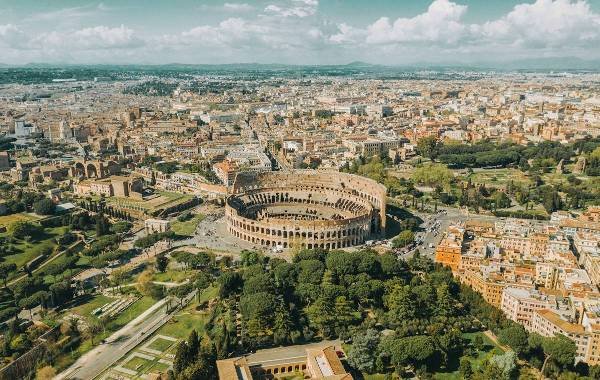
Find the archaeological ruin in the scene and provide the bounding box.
[226,170,386,249]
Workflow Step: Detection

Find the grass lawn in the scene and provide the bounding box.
[111,296,156,328]
[69,294,115,321]
[152,269,197,283]
[148,361,171,373]
[156,286,216,339]
[0,213,39,227]
[171,214,205,236]
[123,356,152,371]
[148,337,176,352]
[2,225,68,279]
[199,285,219,303]
[158,306,209,340]
[467,168,532,187]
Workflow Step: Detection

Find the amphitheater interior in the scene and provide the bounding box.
[225,170,386,250]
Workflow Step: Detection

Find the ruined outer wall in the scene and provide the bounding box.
[226,170,386,249]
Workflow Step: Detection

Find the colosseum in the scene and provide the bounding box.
[225,170,386,249]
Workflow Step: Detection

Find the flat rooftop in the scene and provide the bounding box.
[245,340,341,367]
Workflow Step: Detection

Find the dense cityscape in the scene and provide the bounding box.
[2,1,600,380]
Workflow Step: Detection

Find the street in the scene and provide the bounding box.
[405,206,499,258]
[56,297,171,380]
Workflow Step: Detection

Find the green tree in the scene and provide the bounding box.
[348,329,381,374]
[306,296,336,337]
[489,351,518,380]
[435,284,456,317]
[472,334,485,351]
[391,230,415,249]
[382,335,439,371]
[385,285,416,322]
[155,253,169,272]
[0,263,17,287]
[173,341,190,375]
[33,198,55,215]
[417,136,440,160]
[543,334,577,370]
[273,302,293,345]
[8,221,40,240]
[459,357,473,379]
[86,321,102,345]
[497,325,529,356]
[333,296,358,331]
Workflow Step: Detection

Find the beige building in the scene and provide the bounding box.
[531,308,600,364]
[74,176,143,197]
[217,342,352,380]
[501,287,554,330]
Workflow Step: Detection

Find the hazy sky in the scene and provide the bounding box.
[1,0,600,65]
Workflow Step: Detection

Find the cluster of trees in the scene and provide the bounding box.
[412,163,455,189]
[418,138,586,170]
[172,251,214,269]
[214,247,483,371]
[79,200,134,222]
[172,330,217,379]
[7,221,42,240]
[155,161,178,174]
[0,184,48,215]
[200,247,600,378]
[181,163,220,184]
[391,229,415,249]
[122,80,178,96]
[457,181,512,213]
[81,235,120,257]
[33,198,56,215]
[134,231,176,249]
[584,147,600,176]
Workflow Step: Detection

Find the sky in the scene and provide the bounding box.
[1,0,600,65]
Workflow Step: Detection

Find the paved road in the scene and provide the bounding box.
[56,297,170,380]
[57,289,198,380]
[405,206,499,258]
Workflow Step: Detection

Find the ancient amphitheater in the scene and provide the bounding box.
[225,170,386,249]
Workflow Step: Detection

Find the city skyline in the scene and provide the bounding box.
[1,0,600,65]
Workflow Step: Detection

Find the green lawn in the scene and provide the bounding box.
[156,287,216,339]
[199,285,219,303]
[148,337,175,352]
[111,296,155,327]
[171,214,205,236]
[0,213,39,227]
[147,361,171,373]
[2,225,69,279]
[123,356,153,371]
[467,168,532,187]
[158,307,209,340]
[152,269,196,283]
[69,294,115,321]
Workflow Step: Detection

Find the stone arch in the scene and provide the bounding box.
[86,163,98,178]
[73,162,85,177]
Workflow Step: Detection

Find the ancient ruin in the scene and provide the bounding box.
[226,170,386,249]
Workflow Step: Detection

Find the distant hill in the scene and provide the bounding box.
[0,57,600,73]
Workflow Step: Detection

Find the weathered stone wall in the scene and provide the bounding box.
[226,170,386,249]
